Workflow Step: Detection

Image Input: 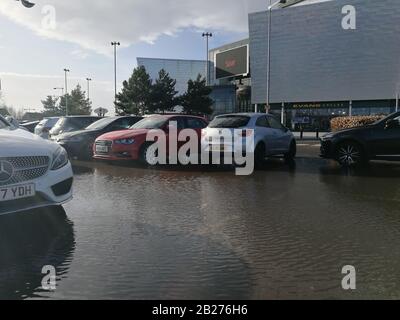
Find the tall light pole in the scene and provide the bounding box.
[266,0,285,113]
[64,68,70,116]
[86,78,92,101]
[202,32,213,86]
[111,41,120,106]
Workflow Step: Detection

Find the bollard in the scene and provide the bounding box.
[316,129,319,139]
[300,128,304,140]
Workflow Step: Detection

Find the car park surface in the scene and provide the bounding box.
[1,144,400,299]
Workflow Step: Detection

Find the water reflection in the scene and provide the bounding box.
[0,207,75,300]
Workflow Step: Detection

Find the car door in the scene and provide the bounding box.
[255,115,279,155]
[373,115,400,157]
[268,116,291,154]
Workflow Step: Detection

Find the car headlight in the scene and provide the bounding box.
[51,147,69,170]
[114,138,135,145]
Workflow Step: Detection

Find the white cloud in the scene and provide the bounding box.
[0,0,265,55]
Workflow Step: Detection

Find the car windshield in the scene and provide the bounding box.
[373,112,400,125]
[86,117,115,130]
[131,117,167,129]
[209,116,250,128]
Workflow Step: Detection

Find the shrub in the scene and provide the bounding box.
[330,115,384,132]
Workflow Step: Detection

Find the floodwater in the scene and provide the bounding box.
[1,145,400,300]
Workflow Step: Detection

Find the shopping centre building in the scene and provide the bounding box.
[139,0,400,130]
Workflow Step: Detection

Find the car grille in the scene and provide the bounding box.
[0,156,50,186]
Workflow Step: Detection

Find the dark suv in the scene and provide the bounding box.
[49,116,101,140]
[320,111,400,166]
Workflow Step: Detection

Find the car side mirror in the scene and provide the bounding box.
[385,119,400,129]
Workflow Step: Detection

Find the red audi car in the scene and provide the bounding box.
[93,115,208,165]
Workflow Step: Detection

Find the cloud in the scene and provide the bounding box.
[0,0,265,55]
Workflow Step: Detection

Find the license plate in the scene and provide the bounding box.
[96,145,109,153]
[0,183,36,202]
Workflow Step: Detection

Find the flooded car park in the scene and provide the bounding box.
[1,143,400,300]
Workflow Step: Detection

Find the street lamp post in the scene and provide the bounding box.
[202,32,213,86]
[86,78,92,101]
[63,68,70,116]
[266,0,285,114]
[111,42,120,106]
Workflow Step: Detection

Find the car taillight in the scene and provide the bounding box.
[201,130,207,137]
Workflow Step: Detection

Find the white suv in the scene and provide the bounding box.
[202,113,297,166]
[0,116,73,216]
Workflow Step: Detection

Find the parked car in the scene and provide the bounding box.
[202,113,297,166]
[49,116,101,140]
[34,117,60,139]
[93,115,208,165]
[55,116,143,160]
[0,115,73,216]
[21,120,40,133]
[320,111,400,166]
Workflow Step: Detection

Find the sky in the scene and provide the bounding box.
[0,0,267,115]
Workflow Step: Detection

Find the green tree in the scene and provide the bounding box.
[59,84,92,115]
[180,75,213,115]
[115,66,152,115]
[41,95,63,116]
[149,69,178,114]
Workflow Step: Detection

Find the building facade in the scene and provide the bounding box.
[136,0,400,127]
[248,0,400,130]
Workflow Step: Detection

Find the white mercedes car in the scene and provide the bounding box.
[0,115,73,216]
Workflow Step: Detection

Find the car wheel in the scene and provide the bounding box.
[254,143,266,168]
[335,141,366,167]
[284,140,297,162]
[140,143,158,166]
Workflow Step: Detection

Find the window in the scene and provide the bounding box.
[169,117,185,130]
[256,116,270,128]
[268,116,284,130]
[114,117,137,129]
[186,118,207,129]
[209,116,250,128]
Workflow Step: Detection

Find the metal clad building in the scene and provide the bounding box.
[249,0,400,104]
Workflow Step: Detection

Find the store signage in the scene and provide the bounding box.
[292,102,348,109]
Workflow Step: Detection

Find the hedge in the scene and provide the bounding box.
[330,115,384,132]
